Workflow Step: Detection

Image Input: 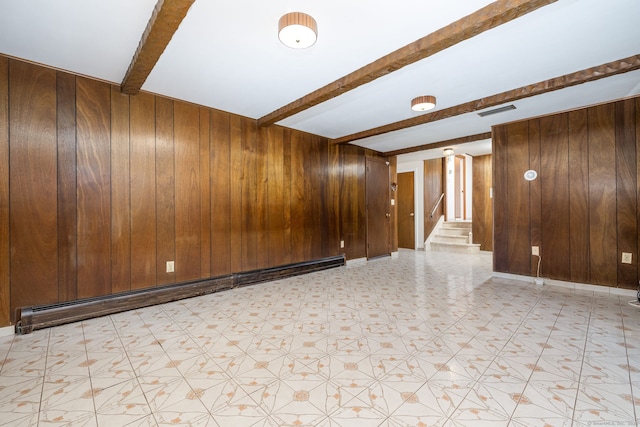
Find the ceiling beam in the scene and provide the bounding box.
[383,133,492,157]
[121,0,195,95]
[332,54,640,145]
[257,0,558,127]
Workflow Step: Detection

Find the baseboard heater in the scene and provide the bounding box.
[15,254,345,335]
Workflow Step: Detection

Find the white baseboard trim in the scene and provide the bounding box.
[492,271,636,297]
[0,325,14,337]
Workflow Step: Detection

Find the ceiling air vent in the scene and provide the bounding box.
[477,104,516,117]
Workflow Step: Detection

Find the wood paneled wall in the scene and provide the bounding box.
[493,97,640,289]
[0,57,393,327]
[424,158,444,242]
[472,154,493,251]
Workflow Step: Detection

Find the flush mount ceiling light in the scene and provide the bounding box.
[443,147,454,156]
[278,12,317,49]
[411,95,436,112]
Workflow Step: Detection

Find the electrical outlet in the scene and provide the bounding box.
[622,252,633,264]
[166,261,174,273]
[532,246,539,256]
[340,240,345,249]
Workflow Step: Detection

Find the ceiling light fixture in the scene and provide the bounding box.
[411,95,436,112]
[443,147,454,156]
[278,12,317,49]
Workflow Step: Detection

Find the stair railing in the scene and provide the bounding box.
[429,193,445,219]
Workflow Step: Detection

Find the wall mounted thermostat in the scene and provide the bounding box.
[524,170,537,181]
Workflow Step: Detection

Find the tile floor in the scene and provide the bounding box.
[1,250,639,426]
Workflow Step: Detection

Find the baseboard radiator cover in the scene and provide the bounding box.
[15,255,345,335]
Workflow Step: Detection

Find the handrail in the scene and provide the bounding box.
[429,193,445,219]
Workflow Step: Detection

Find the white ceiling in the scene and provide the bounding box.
[1,0,638,158]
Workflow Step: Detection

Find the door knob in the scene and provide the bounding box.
[386,213,391,218]
[409,213,414,216]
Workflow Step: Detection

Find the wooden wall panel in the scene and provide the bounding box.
[0,57,9,325]
[471,155,492,251]
[229,115,243,273]
[505,121,531,275]
[615,99,637,288]
[210,110,231,276]
[1,55,370,327]
[282,129,293,265]
[57,72,77,301]
[388,156,398,252]
[568,109,590,283]
[637,98,640,291]
[111,86,132,293]
[255,126,269,270]
[76,77,111,298]
[9,61,59,310]
[130,92,157,290]
[492,125,508,272]
[155,97,175,286]
[528,120,541,276]
[494,96,640,289]
[339,145,366,260]
[241,118,257,271]
[200,108,212,277]
[588,103,617,287]
[290,131,306,263]
[266,127,287,266]
[174,101,201,282]
[424,158,443,243]
[540,114,570,281]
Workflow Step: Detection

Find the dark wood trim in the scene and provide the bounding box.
[333,55,640,145]
[15,255,345,334]
[383,132,491,157]
[121,0,195,95]
[258,0,557,127]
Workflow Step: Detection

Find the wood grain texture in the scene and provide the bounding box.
[471,155,492,251]
[328,143,341,256]
[397,172,415,249]
[506,121,531,275]
[588,104,617,286]
[255,127,269,269]
[384,133,492,157]
[210,110,232,276]
[266,126,287,266]
[0,57,9,325]
[568,109,590,283]
[229,115,243,273]
[9,61,58,311]
[528,120,541,276]
[424,158,443,242]
[121,0,196,94]
[76,77,112,298]
[259,0,557,126]
[110,86,132,293]
[130,92,157,289]
[290,131,307,263]
[540,114,570,281]
[389,156,398,252]
[615,99,637,288]
[334,55,640,145]
[174,101,201,282]
[492,126,508,272]
[339,145,367,260]
[155,97,175,285]
[282,129,293,264]
[241,117,258,270]
[366,157,391,258]
[57,72,77,301]
[199,108,212,277]
[637,98,640,291]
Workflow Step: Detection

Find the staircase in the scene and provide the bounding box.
[429,221,481,254]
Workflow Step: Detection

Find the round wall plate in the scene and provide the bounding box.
[524,170,537,181]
